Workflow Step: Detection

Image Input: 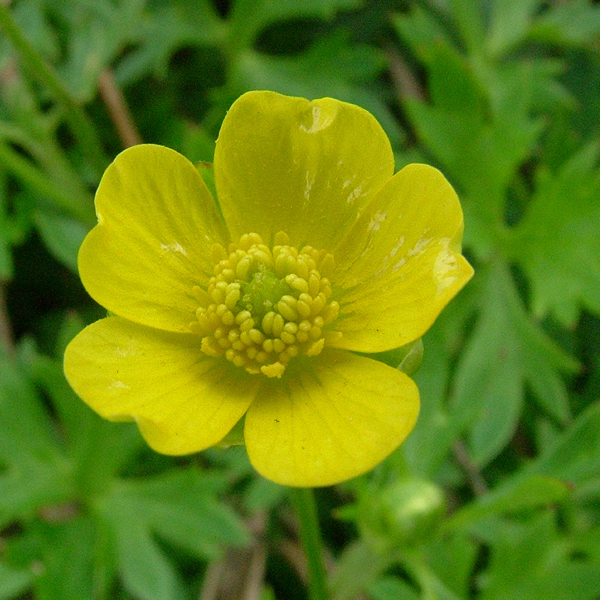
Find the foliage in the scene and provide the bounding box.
[1,0,600,598]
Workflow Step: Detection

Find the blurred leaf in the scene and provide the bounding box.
[402,327,457,478]
[0,65,95,225]
[98,468,249,600]
[228,0,363,50]
[486,0,542,58]
[20,339,143,497]
[331,540,394,600]
[528,401,600,487]
[400,40,544,256]
[451,261,578,465]
[0,168,16,279]
[446,0,486,52]
[479,511,600,600]
[115,0,225,84]
[231,30,402,145]
[423,532,478,599]
[244,476,286,512]
[8,0,60,62]
[446,475,571,531]
[393,5,450,64]
[33,208,87,273]
[402,551,464,600]
[0,351,63,469]
[108,515,180,600]
[0,352,72,525]
[50,0,147,99]
[32,517,97,600]
[508,143,600,325]
[179,123,216,164]
[529,0,600,47]
[368,576,419,600]
[0,561,32,600]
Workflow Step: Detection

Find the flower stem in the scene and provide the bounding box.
[289,487,329,600]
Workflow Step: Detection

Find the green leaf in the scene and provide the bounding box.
[0,167,17,279]
[392,6,451,65]
[451,261,578,465]
[368,576,419,600]
[20,341,143,497]
[528,401,600,487]
[0,354,63,468]
[401,41,544,257]
[423,532,478,599]
[330,541,395,600]
[110,516,180,600]
[0,355,71,525]
[528,0,600,47]
[0,561,32,600]
[230,30,402,145]
[402,551,464,600]
[228,0,362,51]
[51,0,147,99]
[508,142,600,325]
[32,517,98,600]
[9,0,60,62]
[447,0,486,53]
[33,209,87,273]
[402,327,458,478]
[98,468,249,600]
[0,463,72,530]
[486,0,543,57]
[479,511,600,600]
[115,0,225,83]
[244,477,286,512]
[446,475,571,531]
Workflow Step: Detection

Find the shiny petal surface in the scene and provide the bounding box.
[214,91,394,250]
[64,318,258,454]
[79,144,229,333]
[244,350,419,487]
[331,164,474,352]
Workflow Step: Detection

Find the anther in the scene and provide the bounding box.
[194,232,342,377]
[274,231,290,245]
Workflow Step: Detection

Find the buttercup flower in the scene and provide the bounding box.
[64,91,473,487]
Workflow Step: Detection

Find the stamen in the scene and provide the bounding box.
[193,232,341,378]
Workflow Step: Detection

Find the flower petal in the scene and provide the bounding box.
[64,317,258,454]
[244,350,419,487]
[214,91,394,250]
[331,164,474,352]
[80,144,229,333]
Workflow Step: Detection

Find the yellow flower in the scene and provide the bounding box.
[64,91,473,487]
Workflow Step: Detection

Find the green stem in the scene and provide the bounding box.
[0,3,107,176]
[0,141,95,225]
[289,487,329,600]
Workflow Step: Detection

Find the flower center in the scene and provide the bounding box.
[191,232,341,378]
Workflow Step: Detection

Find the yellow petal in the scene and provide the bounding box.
[244,350,419,487]
[64,317,258,454]
[79,144,229,333]
[214,91,394,251]
[332,164,474,352]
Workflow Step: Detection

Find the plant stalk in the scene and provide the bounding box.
[289,487,329,600]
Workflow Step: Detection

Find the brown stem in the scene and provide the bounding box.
[97,68,142,148]
[453,440,489,496]
[386,46,425,103]
[0,281,15,356]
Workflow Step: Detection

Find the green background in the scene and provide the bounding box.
[1,0,600,598]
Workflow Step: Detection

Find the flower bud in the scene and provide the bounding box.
[359,477,446,551]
